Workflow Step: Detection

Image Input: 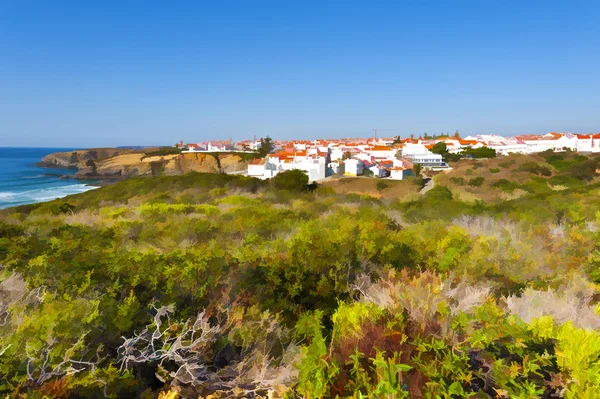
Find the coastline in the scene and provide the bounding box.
[0,147,101,210]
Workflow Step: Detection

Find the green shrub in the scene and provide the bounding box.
[489,168,500,173]
[461,146,496,158]
[499,160,515,168]
[548,174,583,188]
[376,181,389,191]
[567,159,599,181]
[517,162,552,176]
[141,147,182,159]
[271,170,310,191]
[449,177,465,185]
[468,177,485,187]
[492,179,521,192]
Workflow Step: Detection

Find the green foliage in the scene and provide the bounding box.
[2,153,600,397]
[492,178,522,193]
[468,177,485,187]
[430,142,447,155]
[461,146,496,158]
[413,163,422,177]
[499,159,516,168]
[258,136,275,157]
[271,169,310,191]
[376,181,389,191]
[141,146,182,159]
[425,185,453,201]
[568,159,599,181]
[516,162,552,176]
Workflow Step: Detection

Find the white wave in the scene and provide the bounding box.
[0,184,98,208]
[0,192,15,199]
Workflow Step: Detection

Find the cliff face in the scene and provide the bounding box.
[74,152,249,179]
[38,148,139,169]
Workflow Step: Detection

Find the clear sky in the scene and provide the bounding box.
[1,0,599,147]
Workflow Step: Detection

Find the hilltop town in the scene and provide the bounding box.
[177,132,600,182]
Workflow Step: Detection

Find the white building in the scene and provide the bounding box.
[400,143,448,169]
[576,134,600,153]
[344,158,364,176]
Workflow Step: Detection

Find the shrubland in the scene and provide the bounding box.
[1,157,600,398]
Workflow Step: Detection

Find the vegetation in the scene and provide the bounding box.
[376,180,389,191]
[258,136,275,157]
[141,147,183,159]
[430,143,496,163]
[1,152,600,398]
[461,146,496,159]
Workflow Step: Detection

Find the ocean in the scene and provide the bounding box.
[0,147,98,210]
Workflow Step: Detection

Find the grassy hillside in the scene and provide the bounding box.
[437,151,600,202]
[319,176,421,199]
[1,160,600,398]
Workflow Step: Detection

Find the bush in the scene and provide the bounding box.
[499,160,515,168]
[49,202,76,215]
[517,162,552,176]
[449,177,465,185]
[425,185,453,201]
[376,181,389,191]
[141,147,182,159]
[492,179,521,193]
[468,177,485,187]
[489,168,500,173]
[461,146,496,158]
[567,159,599,181]
[548,174,583,188]
[270,169,310,191]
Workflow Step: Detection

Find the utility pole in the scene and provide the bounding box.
[373,128,378,139]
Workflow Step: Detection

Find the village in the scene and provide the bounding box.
[176,132,600,183]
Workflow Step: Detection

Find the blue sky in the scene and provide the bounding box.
[1,1,599,147]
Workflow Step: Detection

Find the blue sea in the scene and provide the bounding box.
[0,147,98,209]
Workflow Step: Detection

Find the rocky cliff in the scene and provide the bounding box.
[38,148,141,169]
[40,150,251,179]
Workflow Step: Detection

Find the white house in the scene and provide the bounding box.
[369,164,389,178]
[247,159,266,177]
[344,158,364,176]
[389,166,409,180]
[576,134,600,153]
[400,143,448,169]
[328,160,344,175]
[264,154,327,182]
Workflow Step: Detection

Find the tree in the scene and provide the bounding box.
[461,147,496,159]
[430,142,448,155]
[271,169,309,191]
[413,163,422,177]
[342,152,353,160]
[259,136,275,157]
[454,130,460,139]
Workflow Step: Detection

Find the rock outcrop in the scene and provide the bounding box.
[38,148,141,169]
[40,149,251,179]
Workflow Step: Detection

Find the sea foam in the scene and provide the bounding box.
[0,184,98,209]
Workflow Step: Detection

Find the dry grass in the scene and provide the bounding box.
[63,210,103,226]
[437,154,555,202]
[320,176,420,199]
[505,276,600,329]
